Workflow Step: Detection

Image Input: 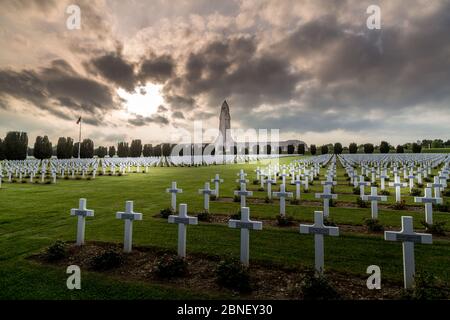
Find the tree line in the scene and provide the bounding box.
[0,131,449,160]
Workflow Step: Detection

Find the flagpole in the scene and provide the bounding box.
[78,116,82,159]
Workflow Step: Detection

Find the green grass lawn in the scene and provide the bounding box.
[1,156,449,299]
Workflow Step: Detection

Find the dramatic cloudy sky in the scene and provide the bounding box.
[0,0,449,147]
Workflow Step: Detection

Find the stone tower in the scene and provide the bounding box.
[219,100,231,145]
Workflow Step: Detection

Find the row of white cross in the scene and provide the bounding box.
[70,197,432,289]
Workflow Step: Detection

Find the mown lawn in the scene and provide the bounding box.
[0,156,449,299]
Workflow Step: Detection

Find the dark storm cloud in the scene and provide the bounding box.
[172,111,184,119]
[164,36,306,113]
[128,114,169,126]
[88,53,137,92]
[138,54,174,83]
[0,59,116,121]
[157,105,168,112]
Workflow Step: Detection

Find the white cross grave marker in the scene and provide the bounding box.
[166,181,182,212]
[116,201,142,253]
[389,176,408,202]
[198,182,216,212]
[70,198,94,246]
[358,175,371,197]
[228,207,262,266]
[414,187,442,225]
[234,182,253,207]
[168,203,198,257]
[361,187,387,219]
[272,184,293,216]
[300,211,339,274]
[211,174,224,198]
[384,216,432,289]
[315,185,337,217]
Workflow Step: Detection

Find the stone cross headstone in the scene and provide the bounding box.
[291,175,302,200]
[228,207,262,266]
[168,203,198,258]
[389,176,408,202]
[299,211,339,274]
[315,185,337,217]
[116,201,143,253]
[427,176,444,198]
[384,216,432,289]
[265,175,276,199]
[211,174,224,198]
[414,187,442,225]
[361,187,387,219]
[70,198,94,246]
[379,169,389,190]
[166,181,182,212]
[407,170,416,192]
[198,182,216,212]
[234,182,253,207]
[358,175,371,197]
[272,184,293,216]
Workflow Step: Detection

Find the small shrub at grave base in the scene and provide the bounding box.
[364,176,371,182]
[154,254,188,279]
[252,179,259,185]
[64,176,69,180]
[424,177,432,183]
[391,200,407,210]
[159,208,173,219]
[385,177,390,182]
[300,270,341,300]
[215,259,252,293]
[444,190,450,197]
[346,177,351,182]
[21,180,27,184]
[108,173,112,176]
[421,221,446,236]
[372,182,379,187]
[44,240,67,262]
[356,198,369,208]
[416,183,424,188]
[210,194,217,201]
[323,218,337,227]
[303,189,310,193]
[34,180,40,184]
[364,218,384,232]
[75,176,82,180]
[87,177,92,181]
[352,187,360,195]
[380,190,390,196]
[276,214,295,227]
[329,199,336,207]
[118,172,123,176]
[257,187,264,192]
[290,199,300,205]
[44,180,52,185]
[401,272,449,300]
[197,211,211,222]
[410,188,422,196]
[90,249,124,271]
[233,195,240,202]
[230,210,241,220]
[264,196,273,204]
[98,172,103,176]
[313,176,319,181]
[433,202,449,213]
[344,173,348,177]
[11,179,17,183]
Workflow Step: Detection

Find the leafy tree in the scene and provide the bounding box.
[349,143,358,154]
[431,139,444,148]
[73,142,80,158]
[80,139,94,158]
[287,144,295,154]
[0,138,5,160]
[445,139,450,147]
[333,143,343,154]
[143,144,153,157]
[320,145,329,155]
[4,131,28,160]
[162,143,172,156]
[297,144,305,155]
[396,145,404,153]
[56,137,73,159]
[95,146,107,158]
[33,136,52,159]
[310,144,317,155]
[421,139,432,148]
[108,146,116,157]
[364,143,374,154]
[412,142,422,153]
[117,142,129,157]
[379,141,390,154]
[130,139,143,157]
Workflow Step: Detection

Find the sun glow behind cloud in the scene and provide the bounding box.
[117,83,164,117]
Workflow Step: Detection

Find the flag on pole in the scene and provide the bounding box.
[76,116,81,124]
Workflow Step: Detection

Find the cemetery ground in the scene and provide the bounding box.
[1,156,449,299]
